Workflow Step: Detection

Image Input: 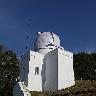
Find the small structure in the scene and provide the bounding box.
[13,32,75,96]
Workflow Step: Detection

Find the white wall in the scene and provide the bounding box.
[28,51,44,91]
[58,48,75,89]
[20,52,30,86]
[17,47,75,93]
[42,48,75,91]
[38,48,55,54]
[20,51,44,91]
[44,48,58,91]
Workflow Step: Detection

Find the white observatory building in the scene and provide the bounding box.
[13,32,75,96]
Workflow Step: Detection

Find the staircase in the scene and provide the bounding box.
[18,81,31,96]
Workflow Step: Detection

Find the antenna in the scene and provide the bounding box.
[25,33,28,51]
[25,18,32,51]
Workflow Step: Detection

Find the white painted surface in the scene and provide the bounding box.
[44,49,58,91]
[28,51,44,91]
[58,48,75,89]
[15,51,44,92]
[38,48,55,54]
[13,32,75,96]
[35,32,60,51]
[43,48,75,91]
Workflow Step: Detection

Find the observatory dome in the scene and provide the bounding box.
[34,32,60,51]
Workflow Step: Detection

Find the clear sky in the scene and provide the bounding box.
[0,0,96,56]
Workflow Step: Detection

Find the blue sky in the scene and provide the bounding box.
[0,0,96,56]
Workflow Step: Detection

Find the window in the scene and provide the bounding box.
[35,67,39,75]
[34,55,35,59]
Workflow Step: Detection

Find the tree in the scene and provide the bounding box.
[0,45,20,96]
[74,52,96,80]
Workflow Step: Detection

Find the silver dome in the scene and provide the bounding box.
[34,32,60,50]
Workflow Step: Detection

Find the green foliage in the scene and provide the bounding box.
[74,52,96,80]
[63,80,96,96]
[0,45,20,96]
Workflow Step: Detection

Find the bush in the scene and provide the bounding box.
[30,80,96,96]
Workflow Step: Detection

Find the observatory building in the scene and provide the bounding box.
[13,32,75,96]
